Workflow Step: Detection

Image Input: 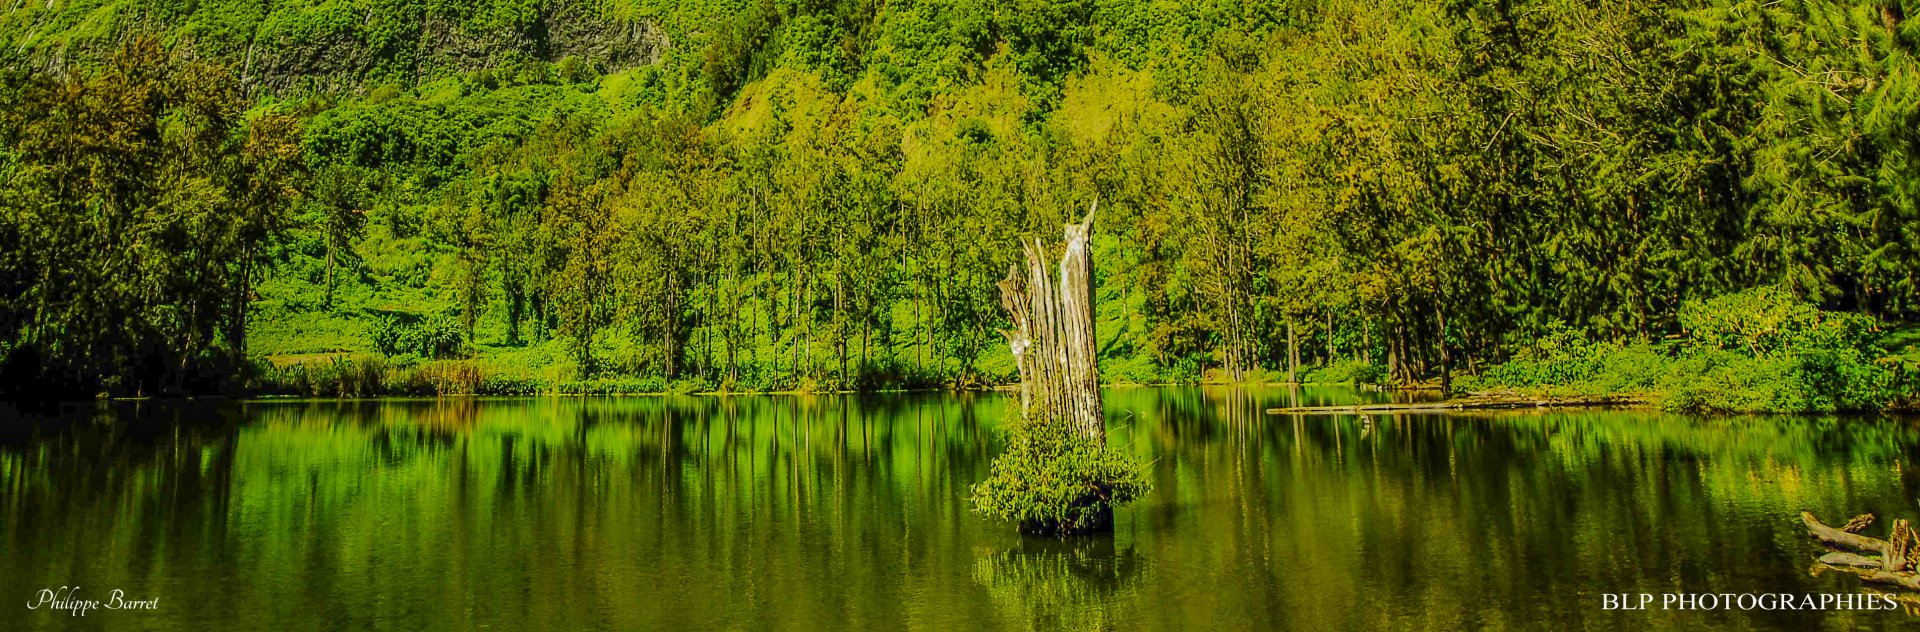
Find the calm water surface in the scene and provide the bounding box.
[5,387,1920,630]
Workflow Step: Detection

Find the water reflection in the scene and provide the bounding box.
[975,538,1149,631]
[4,388,1920,630]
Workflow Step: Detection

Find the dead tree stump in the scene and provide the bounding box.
[973,202,1146,537]
[998,202,1103,445]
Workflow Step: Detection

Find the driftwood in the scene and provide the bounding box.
[1805,511,1892,555]
[1820,551,1885,568]
[998,202,1103,445]
[1264,394,1642,416]
[1805,512,1920,591]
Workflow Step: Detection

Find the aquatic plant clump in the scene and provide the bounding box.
[971,415,1152,536]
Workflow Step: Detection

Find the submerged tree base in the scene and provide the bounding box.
[1019,490,1115,537]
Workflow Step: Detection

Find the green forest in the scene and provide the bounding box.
[3,0,1920,410]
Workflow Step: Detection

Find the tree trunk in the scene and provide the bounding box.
[835,272,847,385]
[506,275,524,346]
[1287,319,1299,383]
[802,274,813,376]
[700,272,712,378]
[1436,305,1451,395]
[324,245,336,309]
[1361,318,1371,364]
[231,251,252,366]
[1400,324,1412,383]
[998,203,1104,444]
[727,271,739,385]
[1326,310,1335,364]
[1390,322,1405,382]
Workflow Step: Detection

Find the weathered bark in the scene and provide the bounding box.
[998,203,1104,444]
[1820,551,1883,568]
[1805,511,1920,591]
[1891,519,1914,571]
[1806,511,1893,555]
[1822,565,1920,591]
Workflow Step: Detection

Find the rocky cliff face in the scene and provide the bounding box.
[6,1,668,93]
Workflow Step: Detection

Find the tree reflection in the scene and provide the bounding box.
[7,389,1920,630]
[975,537,1149,631]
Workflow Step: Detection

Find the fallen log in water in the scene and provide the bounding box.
[1264,394,1644,416]
[1814,565,1920,591]
[1804,511,1920,591]
[1805,511,1892,555]
[1821,551,1885,568]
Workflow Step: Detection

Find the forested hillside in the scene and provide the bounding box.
[2,0,1918,399]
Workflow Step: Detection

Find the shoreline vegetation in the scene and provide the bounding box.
[250,286,1920,414]
[1264,393,1648,415]
[6,2,1920,415]
[243,354,1397,398]
[1461,288,1920,414]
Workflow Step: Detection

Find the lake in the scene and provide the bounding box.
[4,387,1919,630]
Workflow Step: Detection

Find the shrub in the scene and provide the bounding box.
[556,376,671,395]
[477,373,547,395]
[1669,288,1893,412]
[1655,346,1896,414]
[250,352,388,397]
[415,313,467,359]
[334,353,387,397]
[1678,287,1875,357]
[1300,358,1387,385]
[368,312,410,356]
[971,414,1152,536]
[369,311,465,359]
[1474,288,1901,413]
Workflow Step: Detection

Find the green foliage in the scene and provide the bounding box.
[0,38,301,398]
[369,312,465,359]
[1679,287,1881,358]
[254,353,390,398]
[970,415,1151,535]
[1476,326,1664,392]
[1474,289,1901,413]
[1299,358,1387,386]
[10,0,1920,401]
[1669,288,1896,412]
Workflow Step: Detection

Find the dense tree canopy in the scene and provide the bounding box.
[0,39,299,397]
[3,0,1918,395]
